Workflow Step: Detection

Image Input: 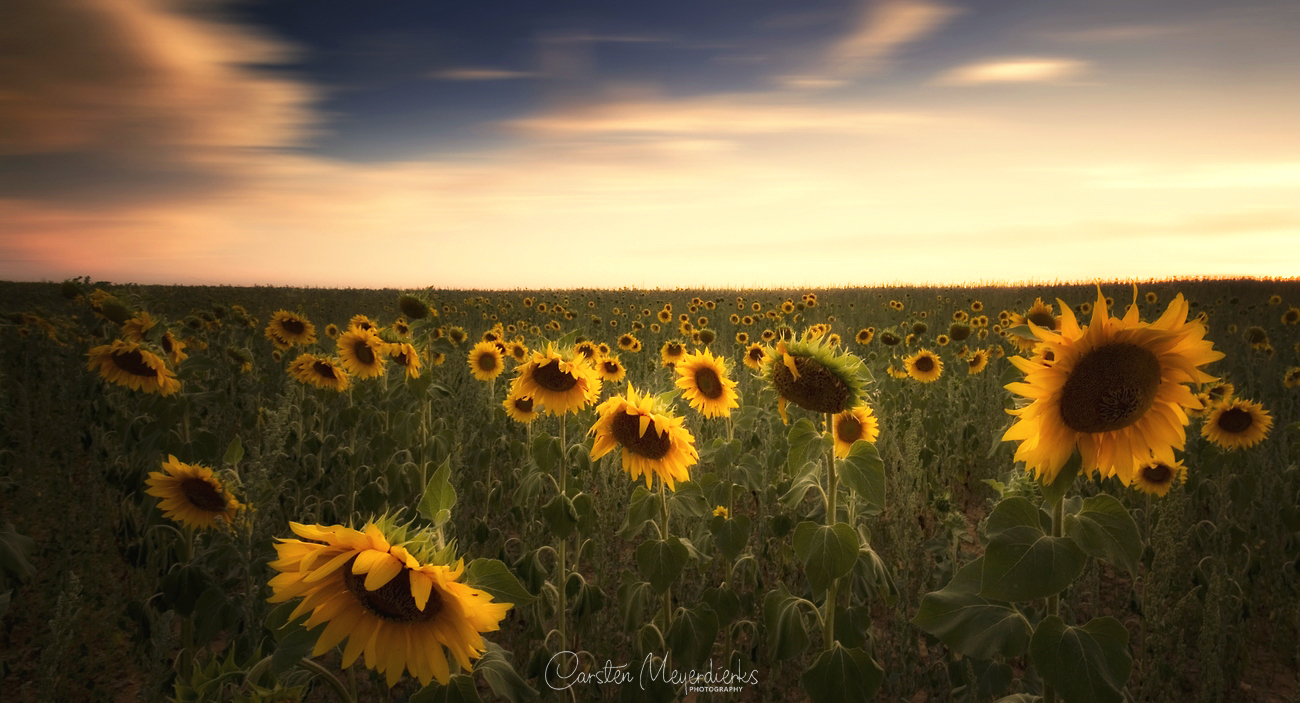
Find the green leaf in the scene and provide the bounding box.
[980,497,1085,602]
[1040,452,1081,507]
[710,515,751,562]
[636,537,689,593]
[269,621,324,676]
[786,418,822,475]
[668,480,710,519]
[666,604,720,668]
[466,558,537,605]
[762,582,810,661]
[475,642,538,703]
[531,433,562,475]
[854,546,899,607]
[222,436,243,466]
[792,521,860,596]
[418,458,456,527]
[701,586,741,625]
[572,492,597,534]
[541,494,579,539]
[0,522,36,583]
[912,558,1032,659]
[1064,494,1143,575]
[617,485,662,540]
[410,674,483,703]
[1030,616,1132,703]
[838,441,886,509]
[801,643,883,703]
[617,570,657,631]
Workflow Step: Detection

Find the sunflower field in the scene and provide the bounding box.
[1,278,1298,703]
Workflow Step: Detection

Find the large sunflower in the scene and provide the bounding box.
[832,405,880,458]
[267,519,512,687]
[1202,398,1272,450]
[290,353,351,392]
[764,333,867,424]
[87,340,181,396]
[266,311,317,348]
[338,328,387,379]
[467,342,505,381]
[1002,290,1223,485]
[145,456,240,529]
[589,385,699,491]
[675,349,739,418]
[904,349,943,382]
[510,344,601,416]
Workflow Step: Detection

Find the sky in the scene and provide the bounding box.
[1,0,1299,289]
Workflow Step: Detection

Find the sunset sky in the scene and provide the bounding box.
[2,0,1299,289]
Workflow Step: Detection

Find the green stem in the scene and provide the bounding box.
[557,414,568,652]
[823,413,837,651]
[1044,496,1065,703]
[298,657,357,703]
[660,478,673,632]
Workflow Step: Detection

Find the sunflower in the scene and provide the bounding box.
[338,328,387,379]
[267,311,317,348]
[1285,367,1300,389]
[597,356,627,382]
[660,340,687,367]
[675,349,740,419]
[290,353,351,392]
[120,312,158,343]
[904,350,943,382]
[1202,398,1272,450]
[832,405,880,458]
[854,328,874,345]
[510,344,601,416]
[159,330,188,365]
[735,331,749,345]
[886,364,908,379]
[1132,458,1186,497]
[1204,382,1234,403]
[392,318,411,338]
[388,342,422,379]
[1002,290,1223,485]
[1145,292,1158,304]
[448,327,467,346]
[325,323,340,339]
[466,342,505,382]
[266,519,513,687]
[1008,298,1058,351]
[589,385,699,491]
[936,334,950,347]
[349,314,378,333]
[87,340,181,395]
[764,332,867,424]
[145,456,240,529]
[503,388,539,423]
[574,341,599,364]
[967,349,989,375]
[1283,307,1300,325]
[507,342,529,364]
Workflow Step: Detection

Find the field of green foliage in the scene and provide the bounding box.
[0,278,1297,703]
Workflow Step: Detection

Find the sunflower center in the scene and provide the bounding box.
[1059,343,1162,433]
[748,347,764,362]
[280,318,305,335]
[913,356,935,373]
[161,335,175,353]
[533,361,578,392]
[772,356,850,414]
[1027,311,1056,328]
[352,340,376,365]
[1141,463,1173,484]
[610,411,672,459]
[179,477,228,513]
[836,415,863,444]
[395,352,411,367]
[312,361,338,380]
[111,349,159,378]
[1216,407,1254,433]
[513,396,534,413]
[693,367,724,399]
[603,361,619,374]
[477,353,499,372]
[342,557,442,623]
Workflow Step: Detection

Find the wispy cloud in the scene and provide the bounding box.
[1074,162,1300,189]
[1043,23,1189,43]
[934,58,1090,85]
[430,68,540,81]
[826,0,961,76]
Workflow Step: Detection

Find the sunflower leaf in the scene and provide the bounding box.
[221,436,243,467]
[530,433,562,475]
[476,642,539,703]
[762,582,811,661]
[467,558,537,605]
[1029,615,1132,703]
[636,536,689,593]
[617,570,657,631]
[666,603,720,669]
[912,558,1032,659]
[792,521,859,596]
[980,497,1085,602]
[786,418,821,476]
[800,642,883,703]
[410,674,483,703]
[1064,494,1143,576]
[418,458,457,528]
[541,494,579,539]
[1039,452,1081,507]
[617,485,663,540]
[710,515,751,562]
[838,441,886,509]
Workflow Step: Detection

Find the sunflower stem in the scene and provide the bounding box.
[1044,495,1066,703]
[659,477,674,632]
[823,412,838,651]
[557,414,568,653]
[298,657,356,703]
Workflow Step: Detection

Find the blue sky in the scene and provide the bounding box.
[1,0,1298,287]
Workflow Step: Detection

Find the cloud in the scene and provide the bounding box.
[0,0,318,203]
[1043,23,1189,43]
[1074,162,1300,189]
[825,0,961,77]
[430,68,540,81]
[934,58,1090,85]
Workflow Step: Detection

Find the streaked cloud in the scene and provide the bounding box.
[1044,23,1189,43]
[430,68,540,81]
[935,58,1090,85]
[825,0,961,76]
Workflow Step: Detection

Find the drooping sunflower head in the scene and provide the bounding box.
[398,294,433,320]
[832,405,880,458]
[904,349,943,383]
[467,341,505,381]
[1132,458,1186,497]
[763,331,867,423]
[87,340,181,395]
[349,314,378,333]
[1202,398,1272,450]
[510,344,601,416]
[742,343,769,370]
[1003,288,1224,486]
[290,353,351,391]
[589,385,699,491]
[267,518,512,688]
[266,311,317,348]
[120,311,158,343]
[145,456,240,529]
[338,328,387,379]
[675,348,740,419]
